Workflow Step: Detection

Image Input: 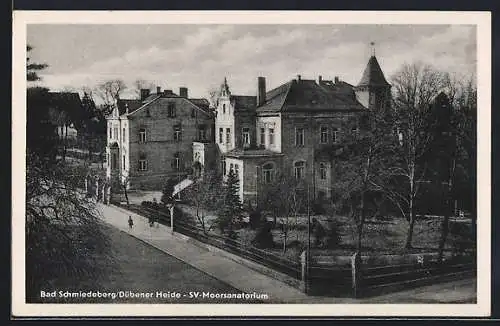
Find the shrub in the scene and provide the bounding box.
[325,220,343,249]
[249,209,262,229]
[252,221,275,249]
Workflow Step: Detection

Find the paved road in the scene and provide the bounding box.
[38,225,263,304]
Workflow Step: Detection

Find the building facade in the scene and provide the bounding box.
[213,55,392,206]
[106,86,214,190]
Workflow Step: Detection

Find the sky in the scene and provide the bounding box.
[27,24,477,102]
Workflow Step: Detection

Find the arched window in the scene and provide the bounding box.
[294,161,305,180]
[262,162,275,184]
[223,103,226,114]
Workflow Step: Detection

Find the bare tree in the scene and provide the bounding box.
[331,110,397,254]
[133,79,155,99]
[94,79,127,113]
[260,175,304,253]
[26,153,113,301]
[389,62,446,249]
[436,73,477,260]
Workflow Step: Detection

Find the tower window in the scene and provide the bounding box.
[269,128,275,145]
[219,128,224,143]
[242,127,250,146]
[226,128,231,145]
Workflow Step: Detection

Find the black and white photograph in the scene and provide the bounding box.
[12,11,491,317]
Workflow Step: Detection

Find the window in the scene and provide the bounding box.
[222,104,226,114]
[122,155,126,169]
[260,128,265,146]
[139,159,148,171]
[332,127,339,143]
[198,125,207,141]
[222,160,227,175]
[262,163,274,184]
[146,109,151,117]
[320,127,328,144]
[111,153,118,170]
[295,128,304,146]
[167,103,176,117]
[173,152,180,171]
[242,127,250,146]
[139,128,146,143]
[191,108,196,118]
[352,126,359,136]
[235,164,239,176]
[114,127,118,140]
[226,128,231,145]
[107,153,109,165]
[269,128,275,145]
[173,124,182,141]
[294,161,305,179]
[319,162,327,180]
[229,163,234,172]
[122,128,126,142]
[109,127,112,139]
[219,128,224,143]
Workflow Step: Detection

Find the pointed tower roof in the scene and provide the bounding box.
[357,55,390,87]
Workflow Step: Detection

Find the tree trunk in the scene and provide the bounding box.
[438,157,456,261]
[405,197,416,249]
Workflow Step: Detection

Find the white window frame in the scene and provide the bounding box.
[139,159,148,171]
[219,128,224,143]
[294,161,305,180]
[139,128,147,143]
[319,162,327,180]
[269,128,275,145]
[295,128,305,147]
[242,127,250,146]
[320,126,328,144]
[174,125,182,141]
[262,162,274,184]
[332,127,340,143]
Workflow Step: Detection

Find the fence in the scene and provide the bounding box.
[111,200,476,298]
[114,201,302,280]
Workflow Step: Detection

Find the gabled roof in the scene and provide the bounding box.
[117,99,142,115]
[189,98,211,111]
[357,55,390,87]
[256,78,365,113]
[126,94,213,118]
[230,95,257,112]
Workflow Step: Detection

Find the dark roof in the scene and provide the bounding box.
[225,148,284,158]
[357,56,390,87]
[256,78,365,113]
[230,95,257,112]
[117,99,142,115]
[189,98,211,111]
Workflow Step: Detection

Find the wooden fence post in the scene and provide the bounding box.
[351,252,362,298]
[300,250,308,293]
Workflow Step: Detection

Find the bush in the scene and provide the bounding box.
[252,221,275,249]
[325,220,343,249]
[249,209,262,229]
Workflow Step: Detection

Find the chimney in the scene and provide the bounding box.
[140,89,150,101]
[297,74,301,81]
[179,87,188,98]
[156,86,161,94]
[318,75,323,84]
[257,77,266,106]
[334,76,340,84]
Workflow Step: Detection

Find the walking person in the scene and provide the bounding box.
[128,215,134,229]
